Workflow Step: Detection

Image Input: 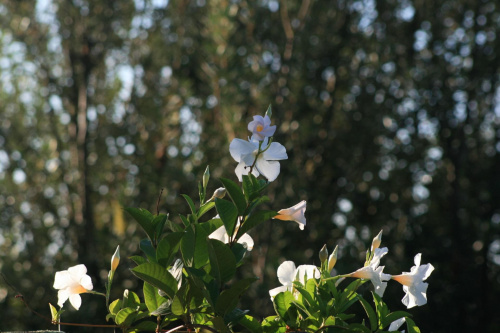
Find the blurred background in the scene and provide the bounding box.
[1,0,499,332]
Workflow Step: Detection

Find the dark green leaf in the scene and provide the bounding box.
[405,317,421,333]
[140,239,157,262]
[383,311,411,328]
[131,321,158,331]
[215,277,258,316]
[129,255,147,266]
[215,198,238,238]
[207,239,237,286]
[237,210,276,238]
[156,231,184,267]
[198,201,215,219]
[220,177,247,215]
[152,213,169,240]
[171,295,184,316]
[181,194,197,215]
[131,263,178,299]
[273,291,296,324]
[357,295,377,331]
[124,207,155,241]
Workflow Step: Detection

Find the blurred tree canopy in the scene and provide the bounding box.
[1,0,499,332]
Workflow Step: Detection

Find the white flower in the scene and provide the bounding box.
[388,317,406,332]
[273,200,307,230]
[269,261,320,299]
[248,115,276,141]
[209,222,254,251]
[53,264,93,310]
[347,247,391,296]
[229,138,287,182]
[392,253,434,309]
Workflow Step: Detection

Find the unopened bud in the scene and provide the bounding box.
[328,245,338,271]
[111,245,120,272]
[265,104,272,118]
[319,244,328,263]
[213,187,226,199]
[370,230,383,252]
[203,166,210,189]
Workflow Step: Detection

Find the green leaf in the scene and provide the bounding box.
[347,323,371,332]
[140,239,157,262]
[181,223,217,268]
[152,213,169,240]
[124,207,155,241]
[237,210,276,238]
[181,194,197,215]
[143,282,167,313]
[372,291,389,321]
[171,295,184,316]
[166,219,184,232]
[131,321,158,332]
[238,314,263,333]
[122,290,141,309]
[179,214,190,227]
[131,263,178,299]
[357,295,377,331]
[405,317,421,333]
[242,175,259,201]
[129,255,147,266]
[383,311,411,329]
[215,277,258,316]
[115,307,138,327]
[231,243,247,265]
[215,198,239,238]
[156,231,184,267]
[220,177,247,215]
[207,239,237,286]
[198,201,215,219]
[109,299,123,315]
[273,291,296,324]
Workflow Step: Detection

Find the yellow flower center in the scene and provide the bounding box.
[256,124,264,132]
[392,274,413,286]
[71,284,88,294]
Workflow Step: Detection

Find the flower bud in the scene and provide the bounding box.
[213,187,226,199]
[328,245,338,271]
[203,166,210,189]
[319,244,328,263]
[111,245,120,272]
[370,230,383,252]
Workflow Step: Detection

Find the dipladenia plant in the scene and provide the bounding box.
[47,105,434,333]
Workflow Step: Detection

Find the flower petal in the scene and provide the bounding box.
[57,289,70,308]
[229,139,256,162]
[53,271,72,289]
[255,158,280,182]
[238,233,254,251]
[269,285,289,299]
[79,275,93,291]
[209,225,229,243]
[277,261,296,286]
[68,264,87,278]
[69,294,82,310]
[295,265,320,284]
[262,142,287,161]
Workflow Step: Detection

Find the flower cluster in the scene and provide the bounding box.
[48,108,434,333]
[269,229,435,310]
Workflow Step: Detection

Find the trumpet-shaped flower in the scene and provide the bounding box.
[229,138,287,182]
[346,247,391,296]
[273,200,307,230]
[248,115,276,141]
[53,264,93,310]
[269,261,320,299]
[392,253,434,309]
[209,223,254,251]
